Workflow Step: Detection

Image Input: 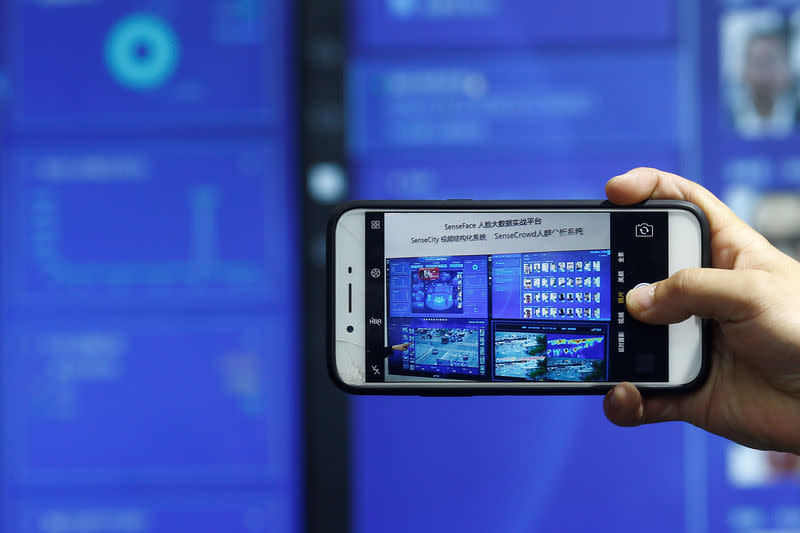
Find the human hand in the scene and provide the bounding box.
[603,167,800,454]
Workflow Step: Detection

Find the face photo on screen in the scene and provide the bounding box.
[720,9,799,138]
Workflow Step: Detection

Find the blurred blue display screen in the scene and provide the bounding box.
[3,318,290,485]
[348,1,800,532]
[351,0,674,49]
[11,0,281,129]
[4,142,288,308]
[0,0,298,532]
[349,54,679,155]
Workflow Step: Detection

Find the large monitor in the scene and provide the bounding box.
[343,1,800,532]
[0,1,300,531]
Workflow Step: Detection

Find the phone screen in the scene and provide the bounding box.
[363,210,669,383]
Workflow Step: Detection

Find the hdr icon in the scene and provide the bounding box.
[369,317,383,326]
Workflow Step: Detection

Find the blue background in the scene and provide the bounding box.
[0,0,298,532]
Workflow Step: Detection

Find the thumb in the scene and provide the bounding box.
[627,267,768,324]
[604,382,690,426]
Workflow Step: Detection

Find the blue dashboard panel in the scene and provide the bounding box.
[698,434,800,532]
[351,160,686,531]
[0,1,7,120]
[347,0,694,531]
[2,314,292,486]
[1,0,298,531]
[349,52,679,157]
[353,153,681,200]
[353,396,685,533]
[698,1,800,210]
[2,141,289,311]
[7,494,293,533]
[9,0,285,130]
[692,5,800,527]
[351,0,674,51]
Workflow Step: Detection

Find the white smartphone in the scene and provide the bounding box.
[328,200,709,394]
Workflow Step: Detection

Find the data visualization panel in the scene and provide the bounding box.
[349,53,679,157]
[3,142,289,310]
[11,0,286,129]
[695,434,800,532]
[354,396,685,532]
[2,0,298,531]
[349,0,693,531]
[0,4,7,119]
[6,495,291,533]
[352,0,674,50]
[353,153,680,200]
[2,315,291,486]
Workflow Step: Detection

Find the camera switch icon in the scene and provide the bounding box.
[635,222,654,238]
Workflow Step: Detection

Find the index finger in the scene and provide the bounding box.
[605,167,743,237]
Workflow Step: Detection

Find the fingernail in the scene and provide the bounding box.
[627,283,655,310]
[609,386,623,408]
[611,170,632,182]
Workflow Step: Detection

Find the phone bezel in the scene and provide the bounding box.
[328,200,710,395]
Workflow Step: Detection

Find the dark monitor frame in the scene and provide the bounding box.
[299,1,350,532]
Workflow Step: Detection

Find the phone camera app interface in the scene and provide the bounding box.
[366,210,668,383]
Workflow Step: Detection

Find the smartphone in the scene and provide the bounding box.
[328,200,709,394]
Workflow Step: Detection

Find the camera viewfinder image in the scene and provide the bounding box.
[494,331,606,382]
[412,328,479,370]
[389,323,485,378]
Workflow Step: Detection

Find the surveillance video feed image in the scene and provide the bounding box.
[386,320,487,378]
[493,331,547,379]
[494,328,606,382]
[412,328,479,368]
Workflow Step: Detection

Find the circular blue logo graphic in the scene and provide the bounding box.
[388,0,418,17]
[104,13,180,91]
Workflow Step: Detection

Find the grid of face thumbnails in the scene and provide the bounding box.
[384,249,611,382]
